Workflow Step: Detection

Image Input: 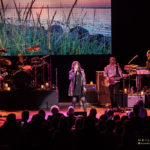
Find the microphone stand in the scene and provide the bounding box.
[127,55,138,92]
[47,20,52,89]
[41,52,51,89]
[49,49,52,89]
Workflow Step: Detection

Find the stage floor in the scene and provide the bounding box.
[0,103,150,127]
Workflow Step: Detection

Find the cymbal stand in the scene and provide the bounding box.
[42,61,45,84]
[39,57,48,86]
[47,63,50,86]
[42,61,49,85]
[40,54,51,89]
[45,62,50,87]
[33,65,37,87]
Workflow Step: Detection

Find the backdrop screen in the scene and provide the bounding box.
[0,0,111,56]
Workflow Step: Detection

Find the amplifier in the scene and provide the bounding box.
[85,84,98,104]
[96,71,111,106]
[86,84,96,90]
[127,94,145,107]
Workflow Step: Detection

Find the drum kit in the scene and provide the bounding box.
[0,45,50,89]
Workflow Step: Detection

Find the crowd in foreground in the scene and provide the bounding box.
[0,99,149,150]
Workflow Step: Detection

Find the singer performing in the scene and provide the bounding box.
[68,61,87,112]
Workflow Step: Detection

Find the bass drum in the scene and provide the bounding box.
[13,70,32,89]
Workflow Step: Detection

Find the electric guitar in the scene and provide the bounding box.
[104,72,135,87]
[104,76,121,87]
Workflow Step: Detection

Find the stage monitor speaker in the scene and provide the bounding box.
[40,90,58,109]
[96,71,111,106]
[127,94,145,107]
[0,89,57,110]
[85,84,98,104]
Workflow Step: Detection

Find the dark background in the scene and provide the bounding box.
[6,0,150,101]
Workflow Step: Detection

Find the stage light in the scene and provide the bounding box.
[45,82,49,88]
[41,85,44,89]
[124,88,128,94]
[7,87,11,91]
[140,91,144,95]
[90,81,93,85]
[4,83,8,88]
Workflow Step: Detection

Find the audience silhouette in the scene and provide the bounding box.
[0,105,149,150]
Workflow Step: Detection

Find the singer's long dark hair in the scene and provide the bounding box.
[71,61,83,71]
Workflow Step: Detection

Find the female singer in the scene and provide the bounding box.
[68,61,87,112]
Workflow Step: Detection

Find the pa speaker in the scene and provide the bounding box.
[96,71,111,106]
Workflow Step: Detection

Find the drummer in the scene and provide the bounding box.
[16,54,31,70]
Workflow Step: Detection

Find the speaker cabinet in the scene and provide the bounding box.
[96,71,111,106]
[85,84,98,104]
[127,94,145,107]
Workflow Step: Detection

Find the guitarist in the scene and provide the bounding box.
[104,57,123,109]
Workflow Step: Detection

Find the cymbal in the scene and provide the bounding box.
[31,57,41,64]
[0,57,12,66]
[31,57,40,61]
[26,45,40,52]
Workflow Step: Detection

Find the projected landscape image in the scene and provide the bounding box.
[0,0,111,56]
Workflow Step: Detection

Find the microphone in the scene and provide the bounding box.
[74,68,81,74]
[128,55,138,64]
[78,69,81,74]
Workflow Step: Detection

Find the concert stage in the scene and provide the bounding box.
[0,89,58,110]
